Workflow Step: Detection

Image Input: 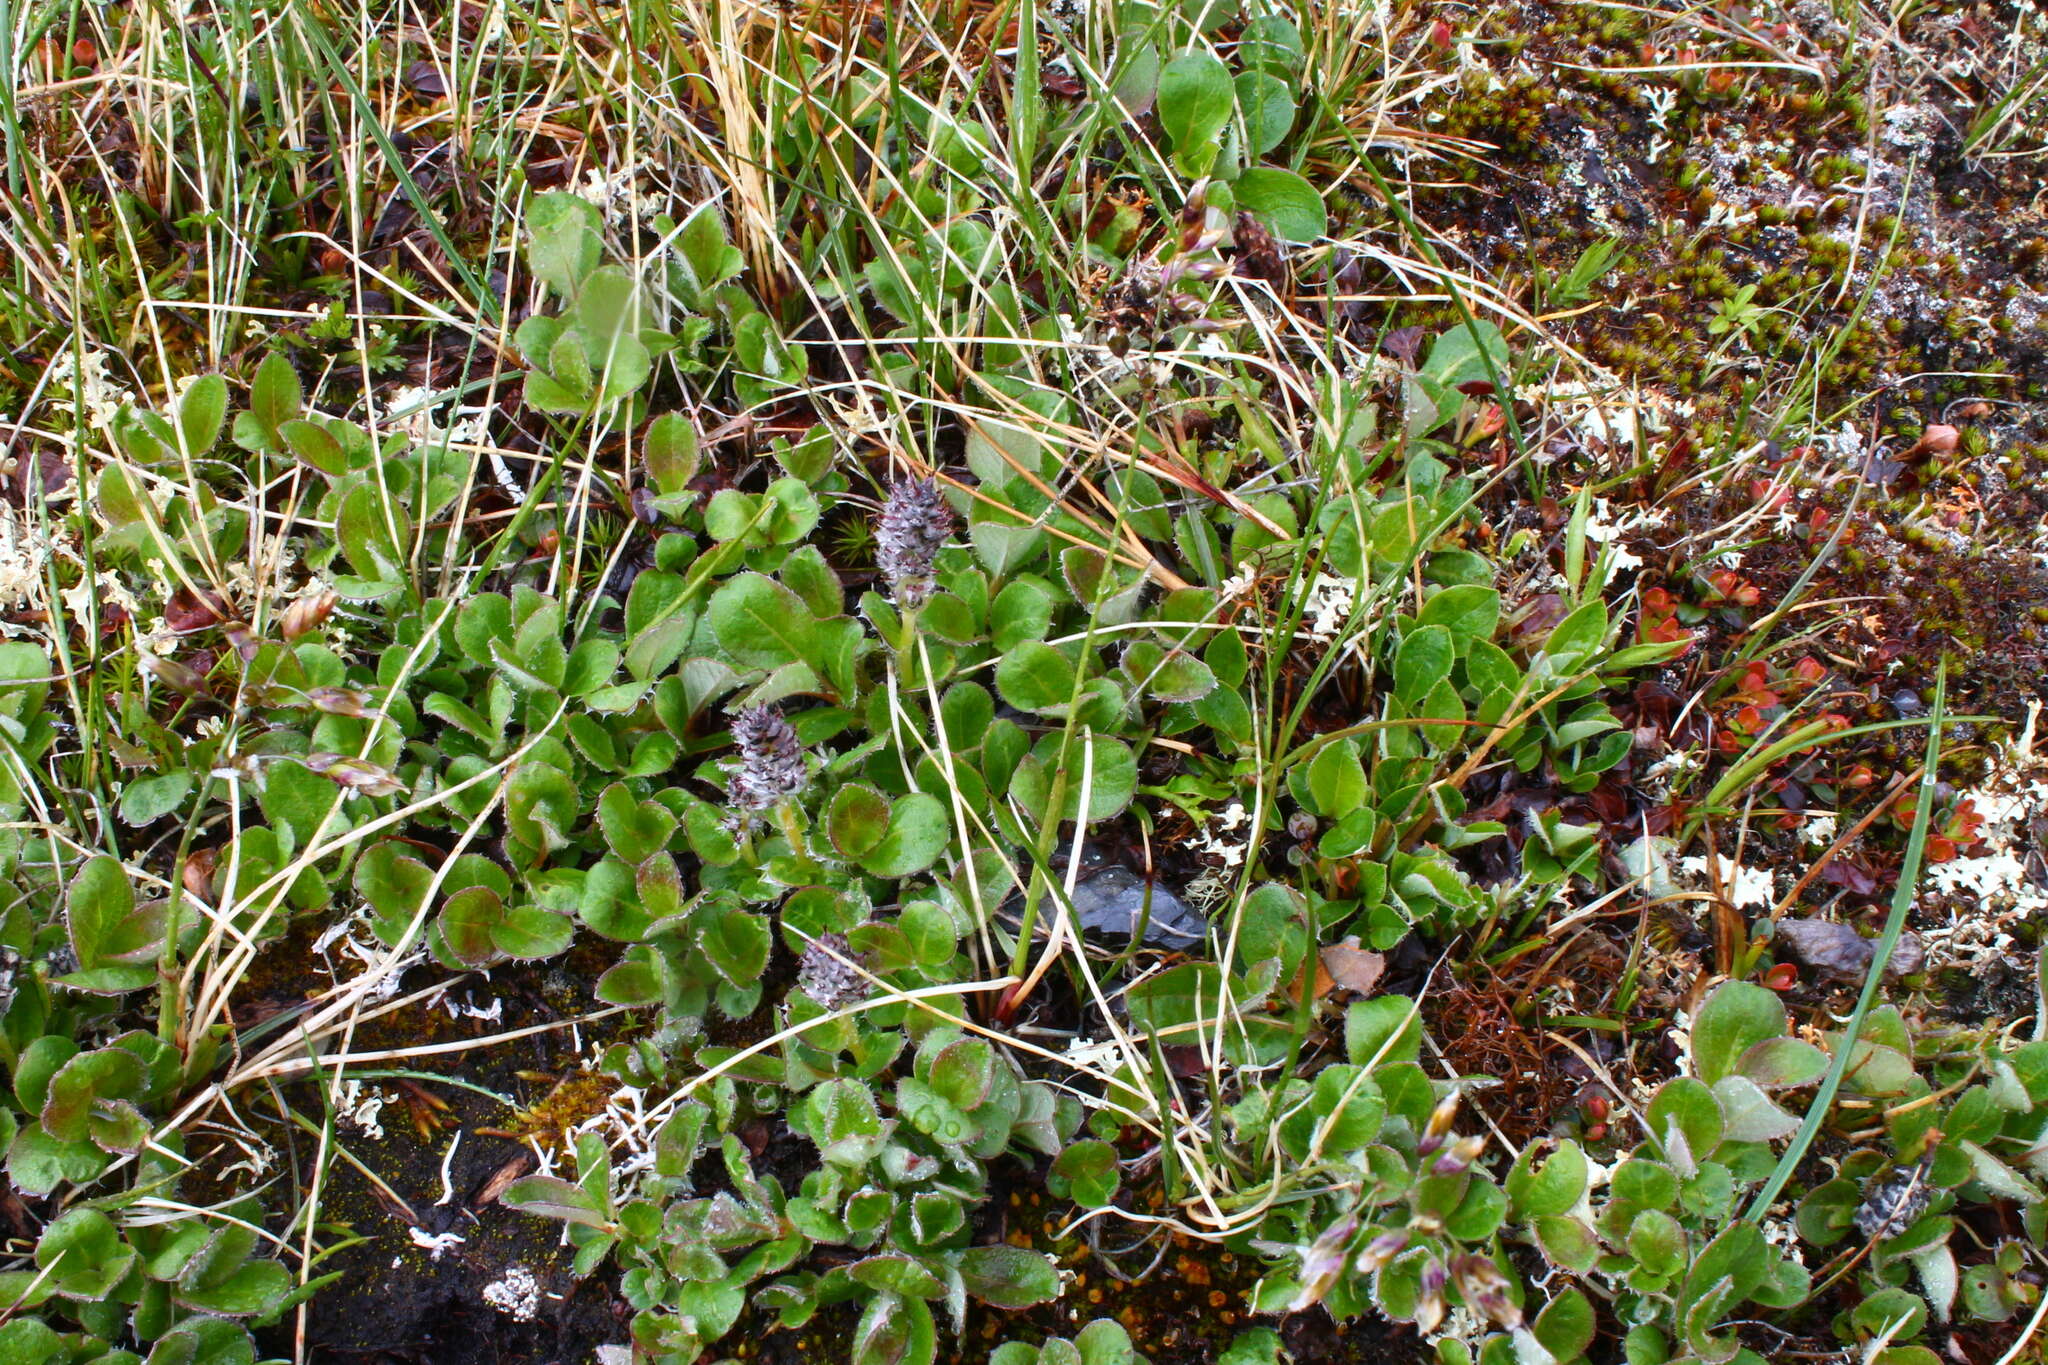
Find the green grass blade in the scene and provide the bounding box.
[1743,660,1947,1221]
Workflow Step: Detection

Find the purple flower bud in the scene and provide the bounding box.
[1287,1211,1358,1313]
[1451,1253,1523,1330]
[725,704,807,812]
[304,753,406,798]
[1354,1228,1410,1274]
[1415,1259,1447,1334]
[875,477,954,609]
[1418,1091,1462,1157]
[1430,1134,1488,1177]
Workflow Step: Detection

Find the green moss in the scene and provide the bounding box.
[1810,154,1859,190]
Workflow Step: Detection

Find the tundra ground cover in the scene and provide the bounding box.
[1,0,2046,1362]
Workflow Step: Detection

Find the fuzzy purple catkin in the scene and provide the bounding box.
[876,477,954,608]
[1855,1162,1933,1241]
[797,933,868,1010]
[726,704,807,812]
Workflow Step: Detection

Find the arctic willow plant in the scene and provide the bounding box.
[1236,979,2048,1365]
[503,1027,1073,1364]
[1233,994,1600,1365]
[4,109,2041,1365]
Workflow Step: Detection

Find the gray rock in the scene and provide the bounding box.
[1066,866,1207,950]
[1772,917,1923,981]
[990,866,1209,951]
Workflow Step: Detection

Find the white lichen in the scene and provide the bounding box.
[1582,496,1669,577]
[1301,573,1358,641]
[335,1078,391,1140]
[570,1081,660,1180]
[45,348,134,431]
[1217,565,1259,603]
[0,505,47,612]
[1191,800,1251,870]
[481,1265,541,1321]
[1916,720,2048,971]
[313,911,424,1004]
[572,166,665,224]
[1679,852,1778,910]
[1641,748,1702,797]
[210,1131,279,1185]
[408,1226,466,1262]
[441,990,505,1024]
[379,384,491,448]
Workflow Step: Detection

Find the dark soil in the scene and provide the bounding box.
[293,1223,625,1365]
[234,937,640,1365]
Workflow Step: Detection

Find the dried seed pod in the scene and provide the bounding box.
[1180,180,1209,242]
[142,654,206,695]
[221,622,262,663]
[1419,1090,1462,1156]
[1287,1211,1359,1312]
[1430,1133,1488,1177]
[1414,1259,1448,1334]
[182,847,219,900]
[1354,1227,1410,1274]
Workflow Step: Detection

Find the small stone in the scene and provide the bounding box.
[1886,933,1926,978]
[1773,918,1922,982]
[1067,866,1207,950]
[1772,918,1870,976]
